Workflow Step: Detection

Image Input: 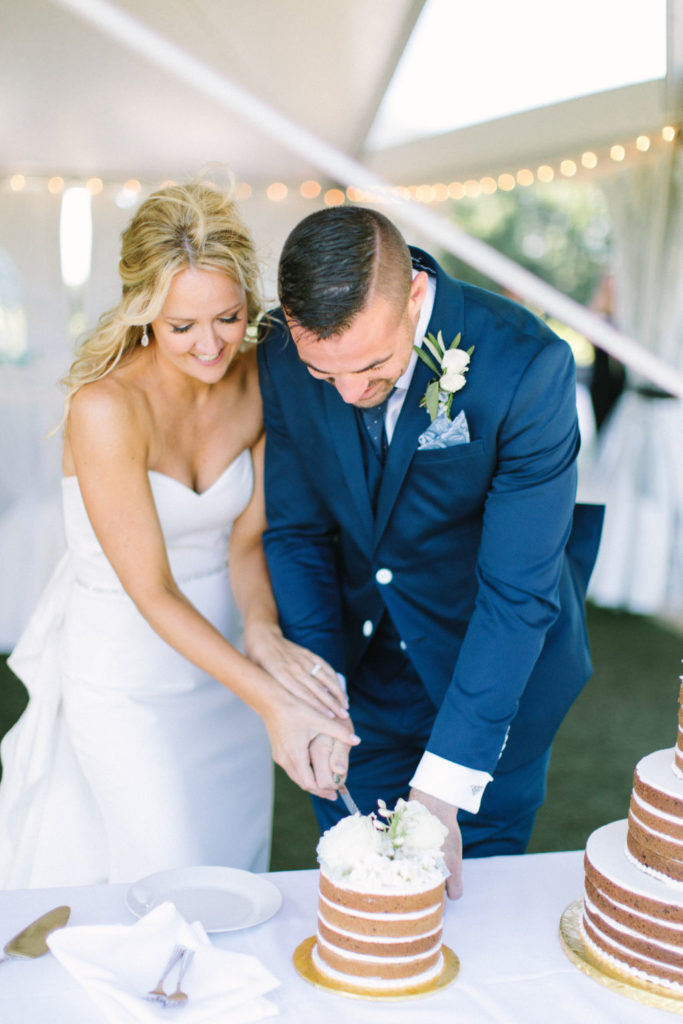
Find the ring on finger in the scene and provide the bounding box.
[310,662,322,678]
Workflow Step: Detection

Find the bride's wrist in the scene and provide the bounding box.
[242,617,282,660]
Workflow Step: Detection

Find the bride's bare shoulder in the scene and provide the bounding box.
[66,372,151,467]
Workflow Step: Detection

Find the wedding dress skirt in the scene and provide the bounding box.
[0,450,273,887]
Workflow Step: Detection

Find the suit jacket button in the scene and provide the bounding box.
[375,568,393,585]
[400,640,407,650]
[362,620,374,636]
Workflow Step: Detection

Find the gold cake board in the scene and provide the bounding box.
[293,936,459,1001]
[560,898,683,1014]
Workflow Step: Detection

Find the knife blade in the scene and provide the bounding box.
[1,905,71,962]
[332,773,361,816]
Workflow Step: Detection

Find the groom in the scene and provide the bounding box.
[257,206,603,897]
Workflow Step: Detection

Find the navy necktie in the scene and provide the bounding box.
[359,399,389,466]
[357,394,393,512]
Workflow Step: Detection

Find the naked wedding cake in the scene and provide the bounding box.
[313,799,449,992]
[580,676,683,992]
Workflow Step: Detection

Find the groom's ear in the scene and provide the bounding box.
[407,270,429,320]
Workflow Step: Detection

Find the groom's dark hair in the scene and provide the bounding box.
[278,206,413,338]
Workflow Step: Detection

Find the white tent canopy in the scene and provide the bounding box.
[0,0,681,644]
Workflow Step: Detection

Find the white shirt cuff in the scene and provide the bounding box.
[409,752,493,814]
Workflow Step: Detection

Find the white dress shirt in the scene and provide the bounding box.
[383,272,493,813]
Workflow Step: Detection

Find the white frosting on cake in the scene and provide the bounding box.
[316,799,449,892]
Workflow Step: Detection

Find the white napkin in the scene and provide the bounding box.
[47,901,279,1024]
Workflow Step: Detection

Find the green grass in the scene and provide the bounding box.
[1,602,681,870]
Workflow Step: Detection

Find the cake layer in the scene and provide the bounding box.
[583,820,683,991]
[316,931,442,980]
[311,944,444,992]
[317,917,442,957]
[627,817,683,882]
[627,748,683,881]
[319,871,445,913]
[629,792,683,843]
[586,821,683,906]
[318,891,444,937]
[581,914,683,990]
[632,748,683,819]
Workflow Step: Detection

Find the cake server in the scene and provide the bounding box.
[0,905,71,964]
[333,773,361,816]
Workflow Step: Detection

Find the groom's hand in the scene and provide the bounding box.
[409,788,463,900]
[309,734,353,797]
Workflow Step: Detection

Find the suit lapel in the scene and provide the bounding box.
[322,384,374,545]
[373,356,432,542]
[373,259,466,545]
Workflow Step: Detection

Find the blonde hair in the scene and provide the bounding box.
[61,182,262,421]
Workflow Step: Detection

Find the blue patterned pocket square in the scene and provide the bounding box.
[417,410,470,450]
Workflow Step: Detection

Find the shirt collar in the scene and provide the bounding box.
[394,271,436,393]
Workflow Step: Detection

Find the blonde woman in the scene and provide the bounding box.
[0,183,355,887]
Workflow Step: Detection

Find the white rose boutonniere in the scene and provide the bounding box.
[415,330,474,422]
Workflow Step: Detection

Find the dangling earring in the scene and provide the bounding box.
[140,328,149,348]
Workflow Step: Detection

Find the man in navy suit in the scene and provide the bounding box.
[257,206,603,897]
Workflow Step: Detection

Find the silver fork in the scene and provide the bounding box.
[166,948,194,1007]
[146,944,186,1003]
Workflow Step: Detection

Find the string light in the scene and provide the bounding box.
[324,188,345,206]
[300,179,321,198]
[266,182,288,201]
[2,126,677,209]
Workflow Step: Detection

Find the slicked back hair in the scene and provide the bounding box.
[278,206,413,338]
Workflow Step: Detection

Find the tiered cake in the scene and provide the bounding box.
[313,799,449,993]
[580,678,683,992]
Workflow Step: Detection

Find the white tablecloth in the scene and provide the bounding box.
[0,851,674,1023]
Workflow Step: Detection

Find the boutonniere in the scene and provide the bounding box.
[414,331,474,422]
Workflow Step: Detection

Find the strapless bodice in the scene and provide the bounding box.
[61,449,253,593]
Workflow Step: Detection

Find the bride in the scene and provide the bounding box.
[0,182,357,887]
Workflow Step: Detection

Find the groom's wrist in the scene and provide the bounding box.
[410,752,492,814]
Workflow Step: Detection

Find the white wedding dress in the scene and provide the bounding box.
[0,449,273,887]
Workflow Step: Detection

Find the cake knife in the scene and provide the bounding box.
[332,773,361,816]
[0,905,71,964]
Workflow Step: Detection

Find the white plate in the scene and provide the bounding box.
[125,866,282,933]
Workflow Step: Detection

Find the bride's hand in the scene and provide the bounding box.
[262,687,359,799]
[244,621,349,719]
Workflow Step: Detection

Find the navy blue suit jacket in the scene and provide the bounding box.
[257,249,603,776]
